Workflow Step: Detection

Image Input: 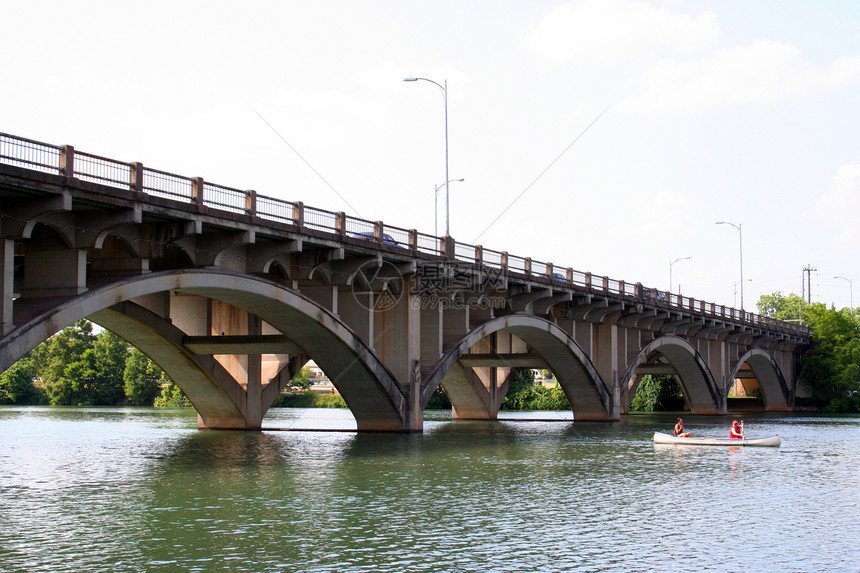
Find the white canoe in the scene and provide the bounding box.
[653,432,781,447]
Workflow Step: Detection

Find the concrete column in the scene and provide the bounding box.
[468,300,494,326]
[373,290,422,429]
[574,320,593,357]
[612,324,621,418]
[717,340,729,413]
[419,299,443,366]
[495,331,513,405]
[1,239,14,336]
[442,305,469,350]
[556,317,575,340]
[408,293,423,430]
[490,332,498,408]
[210,299,249,389]
[470,335,492,394]
[373,288,419,387]
[593,322,619,419]
[20,247,87,297]
[261,320,292,384]
[624,327,640,369]
[168,293,209,335]
[302,284,337,313]
[338,289,373,348]
[621,327,640,407]
[245,313,263,428]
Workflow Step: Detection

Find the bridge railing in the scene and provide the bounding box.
[256,195,295,225]
[481,248,504,270]
[454,242,478,264]
[0,133,61,174]
[304,205,340,233]
[342,214,375,238]
[0,131,811,338]
[142,167,194,201]
[203,181,247,214]
[382,223,412,249]
[415,232,441,256]
[73,150,132,189]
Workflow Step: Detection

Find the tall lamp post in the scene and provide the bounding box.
[734,279,752,309]
[404,77,452,236]
[669,256,690,293]
[834,276,854,309]
[435,178,464,237]
[716,221,744,311]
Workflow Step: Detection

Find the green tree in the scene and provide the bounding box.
[630,375,685,412]
[757,291,807,322]
[91,331,130,404]
[31,319,96,385]
[46,358,94,405]
[124,349,167,406]
[501,368,536,410]
[0,358,46,404]
[757,292,860,412]
[154,383,191,407]
[800,303,860,412]
[45,329,129,405]
[287,366,313,391]
[426,386,452,409]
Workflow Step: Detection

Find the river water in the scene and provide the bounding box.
[0,407,858,573]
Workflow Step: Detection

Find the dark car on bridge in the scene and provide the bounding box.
[641,287,668,302]
[352,231,399,247]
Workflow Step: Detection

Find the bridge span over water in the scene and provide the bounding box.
[0,132,811,431]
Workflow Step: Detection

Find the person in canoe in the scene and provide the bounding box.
[730,420,744,439]
[673,418,691,438]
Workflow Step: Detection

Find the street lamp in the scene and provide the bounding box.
[834,276,854,309]
[734,279,752,309]
[435,178,464,237]
[716,221,744,311]
[404,77,452,236]
[669,256,690,293]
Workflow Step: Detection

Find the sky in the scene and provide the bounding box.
[2,0,859,312]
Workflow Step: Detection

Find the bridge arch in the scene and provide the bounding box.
[729,348,790,411]
[622,335,722,414]
[0,270,410,431]
[422,314,613,420]
[89,301,255,429]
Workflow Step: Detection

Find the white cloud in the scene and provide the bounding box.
[522,0,720,64]
[620,40,860,114]
[815,164,860,252]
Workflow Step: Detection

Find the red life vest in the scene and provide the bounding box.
[730,425,742,439]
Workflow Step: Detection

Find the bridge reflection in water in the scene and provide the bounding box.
[1,407,857,572]
[0,132,811,431]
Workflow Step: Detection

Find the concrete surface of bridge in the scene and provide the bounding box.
[0,133,812,431]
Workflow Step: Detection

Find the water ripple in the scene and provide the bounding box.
[0,409,859,572]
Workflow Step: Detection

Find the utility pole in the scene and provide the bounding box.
[802,264,817,304]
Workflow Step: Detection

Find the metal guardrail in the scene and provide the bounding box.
[0,131,811,337]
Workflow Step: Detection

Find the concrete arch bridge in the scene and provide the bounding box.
[0,133,811,431]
